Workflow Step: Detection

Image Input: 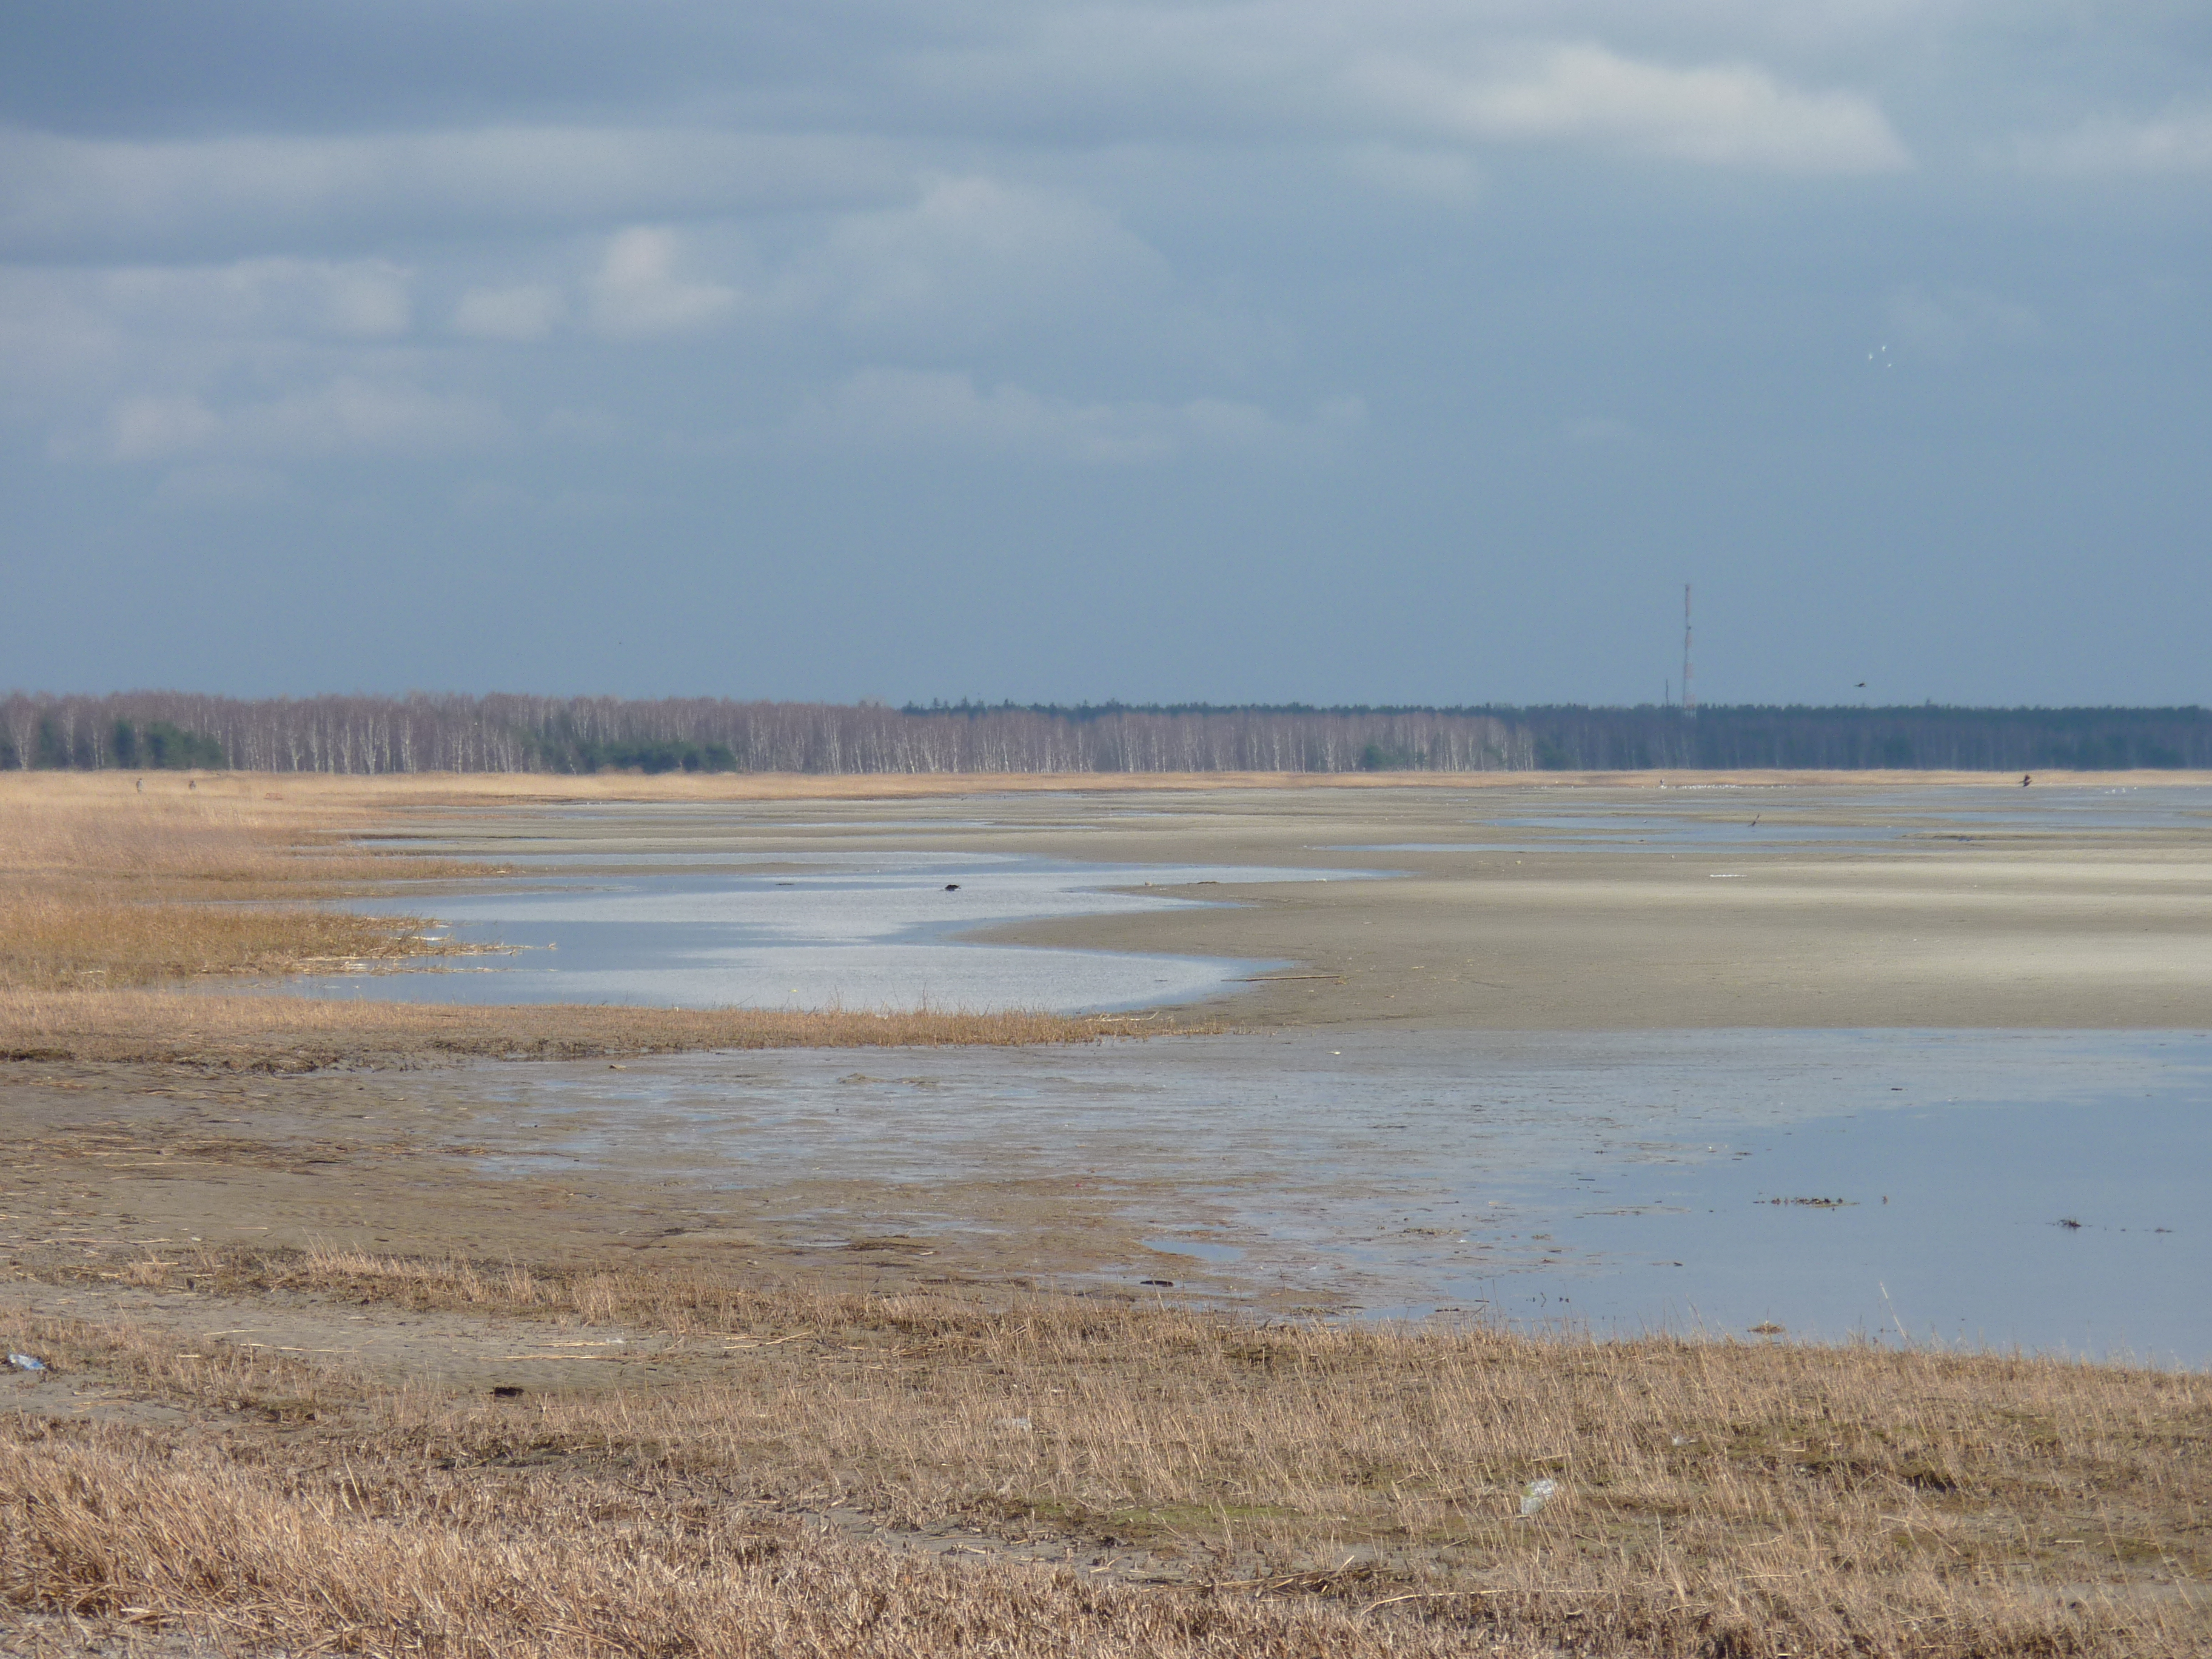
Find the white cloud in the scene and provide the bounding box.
[322,264,413,335]
[0,127,908,256]
[588,227,738,338]
[1359,42,1911,173]
[452,283,565,341]
[106,378,505,461]
[2011,108,2212,176]
[89,257,414,339]
[797,367,1361,463]
[109,394,224,461]
[247,378,505,455]
[806,176,1175,343]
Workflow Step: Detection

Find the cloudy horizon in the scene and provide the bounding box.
[4,2,2206,706]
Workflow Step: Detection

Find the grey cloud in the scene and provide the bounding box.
[107,394,223,461]
[587,228,740,338]
[451,284,565,341]
[106,378,506,462]
[1,258,432,452]
[0,126,912,258]
[806,177,1175,343]
[1,257,415,357]
[564,181,1187,352]
[857,3,1924,167]
[1357,42,1911,172]
[2010,107,2212,175]
[3,0,2209,704]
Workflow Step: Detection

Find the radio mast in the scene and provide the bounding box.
[1682,583,1695,719]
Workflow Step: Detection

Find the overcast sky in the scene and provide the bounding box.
[3,2,2207,706]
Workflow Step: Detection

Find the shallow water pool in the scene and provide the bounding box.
[453,1027,2212,1365]
[286,851,1344,1013]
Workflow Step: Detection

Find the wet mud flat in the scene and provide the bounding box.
[5,1026,2204,1364]
[297,775,2212,1031]
[52,774,2211,1358]
[400,1027,2212,1362]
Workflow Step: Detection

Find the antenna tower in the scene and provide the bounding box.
[1682,583,1695,719]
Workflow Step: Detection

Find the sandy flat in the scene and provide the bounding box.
[388,775,2212,1031]
[946,786,2212,1030]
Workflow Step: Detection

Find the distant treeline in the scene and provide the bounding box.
[3,692,2207,776]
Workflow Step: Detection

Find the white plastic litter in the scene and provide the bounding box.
[7,1353,47,1373]
[1518,1478,1558,1518]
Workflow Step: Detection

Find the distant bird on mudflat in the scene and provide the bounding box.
[944,883,960,891]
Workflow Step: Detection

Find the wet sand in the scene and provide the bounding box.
[358,776,2212,1030]
[977,783,2212,1030]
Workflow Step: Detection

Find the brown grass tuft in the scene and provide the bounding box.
[0,988,1176,1069]
[9,1248,2193,1657]
[0,783,492,994]
[1,1423,1533,1659]
[0,774,1183,1069]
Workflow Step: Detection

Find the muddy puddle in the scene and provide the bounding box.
[442,1027,2209,1365]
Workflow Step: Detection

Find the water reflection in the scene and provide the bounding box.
[454,1028,2211,1364]
[286,853,1342,1013]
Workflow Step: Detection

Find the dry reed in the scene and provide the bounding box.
[0,1427,1527,1659]
[0,776,1165,1067]
[8,1249,2193,1657]
[0,783,489,995]
[0,988,1170,1068]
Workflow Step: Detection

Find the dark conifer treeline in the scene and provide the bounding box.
[2,691,2206,776]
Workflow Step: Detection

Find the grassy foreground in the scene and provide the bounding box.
[4,1252,2206,1657]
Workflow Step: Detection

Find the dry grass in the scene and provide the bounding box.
[4,1255,2206,1656]
[0,775,1173,1067]
[0,988,1177,1069]
[0,1432,1513,1659]
[13,768,2205,817]
[0,782,492,994]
